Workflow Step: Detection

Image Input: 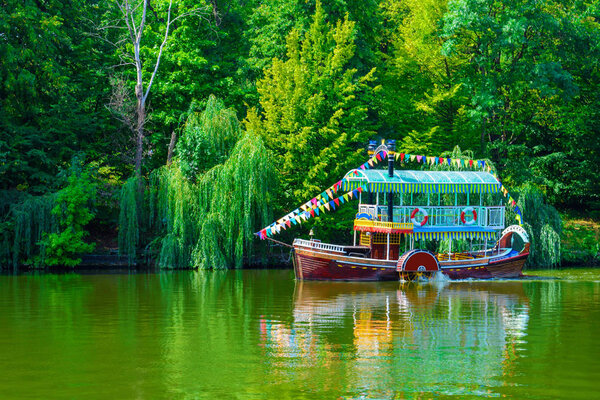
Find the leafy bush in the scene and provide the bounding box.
[561,216,600,265]
[39,160,97,267]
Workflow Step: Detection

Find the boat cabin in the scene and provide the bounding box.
[341,164,505,261]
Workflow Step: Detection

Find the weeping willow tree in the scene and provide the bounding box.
[118,176,141,265]
[176,95,241,180]
[512,184,562,268]
[193,134,273,269]
[6,194,57,270]
[119,96,273,269]
[147,164,202,269]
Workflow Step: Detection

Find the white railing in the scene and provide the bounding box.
[293,239,345,253]
[486,206,504,228]
[357,204,505,230]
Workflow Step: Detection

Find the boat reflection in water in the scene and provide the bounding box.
[259,277,530,398]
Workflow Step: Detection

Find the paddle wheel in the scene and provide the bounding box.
[396,250,440,280]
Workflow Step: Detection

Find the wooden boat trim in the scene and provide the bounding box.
[334,258,397,269]
[295,247,396,266]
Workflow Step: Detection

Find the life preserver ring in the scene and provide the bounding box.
[461,207,477,225]
[410,208,428,226]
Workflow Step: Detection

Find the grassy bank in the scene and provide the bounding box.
[560,213,600,266]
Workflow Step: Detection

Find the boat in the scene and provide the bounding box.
[258,141,529,281]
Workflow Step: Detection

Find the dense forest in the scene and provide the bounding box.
[1,0,599,270]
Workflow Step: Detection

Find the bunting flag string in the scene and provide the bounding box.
[255,149,387,239]
[256,187,364,239]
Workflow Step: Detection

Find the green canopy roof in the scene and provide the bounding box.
[342,169,501,194]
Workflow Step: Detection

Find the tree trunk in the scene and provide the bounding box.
[166,130,177,166]
[135,83,144,177]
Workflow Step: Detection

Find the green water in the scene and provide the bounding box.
[0,269,599,399]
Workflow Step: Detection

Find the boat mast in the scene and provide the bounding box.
[386,140,395,260]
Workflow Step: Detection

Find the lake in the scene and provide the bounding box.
[0,269,599,399]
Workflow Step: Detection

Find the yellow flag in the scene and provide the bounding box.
[343,194,349,202]
[319,205,325,213]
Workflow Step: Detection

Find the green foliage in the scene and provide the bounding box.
[561,216,600,265]
[120,96,274,269]
[0,158,98,269]
[194,133,274,269]
[0,0,119,193]
[176,95,241,179]
[9,194,57,269]
[40,227,94,267]
[379,0,477,155]
[148,164,199,269]
[148,131,273,270]
[39,160,97,267]
[118,176,141,265]
[245,1,379,212]
[514,184,562,268]
[539,224,561,268]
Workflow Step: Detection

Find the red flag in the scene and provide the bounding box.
[310,209,315,217]
[439,157,444,164]
[376,153,382,161]
[286,220,291,228]
[334,198,340,206]
[400,153,405,162]
[469,160,473,167]
[357,187,363,193]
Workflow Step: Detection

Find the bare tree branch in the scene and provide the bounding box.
[143,0,172,103]
[99,0,209,177]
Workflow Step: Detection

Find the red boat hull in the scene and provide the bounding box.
[440,253,527,280]
[293,245,528,281]
[293,248,399,281]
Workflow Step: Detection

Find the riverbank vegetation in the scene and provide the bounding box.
[1,0,599,269]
